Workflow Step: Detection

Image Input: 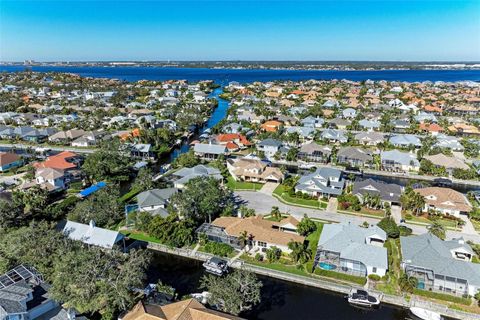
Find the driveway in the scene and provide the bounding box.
[258,182,279,195]
[391,205,402,224]
[234,191,480,243]
[0,172,26,186]
[459,214,478,235]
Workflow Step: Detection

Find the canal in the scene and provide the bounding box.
[147,251,414,320]
[169,87,229,161]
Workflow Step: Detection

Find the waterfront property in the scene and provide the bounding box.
[313,223,388,277]
[58,220,125,250]
[336,147,374,168]
[120,299,244,320]
[297,142,332,163]
[227,157,284,183]
[197,215,305,253]
[136,188,178,217]
[401,233,480,296]
[193,143,227,160]
[295,167,345,198]
[352,178,403,206]
[171,164,222,189]
[414,187,472,217]
[380,150,420,172]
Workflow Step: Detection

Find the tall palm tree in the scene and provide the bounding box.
[288,241,312,264]
[238,230,248,247]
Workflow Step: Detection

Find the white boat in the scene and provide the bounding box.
[409,307,443,320]
[346,289,380,307]
[203,257,228,276]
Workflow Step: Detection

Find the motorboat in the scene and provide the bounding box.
[409,307,443,320]
[346,288,380,307]
[203,257,229,276]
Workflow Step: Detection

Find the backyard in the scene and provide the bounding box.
[403,212,463,231]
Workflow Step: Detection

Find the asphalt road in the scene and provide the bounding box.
[235,190,480,243]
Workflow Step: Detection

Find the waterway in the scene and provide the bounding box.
[148,251,413,320]
[1,65,480,83]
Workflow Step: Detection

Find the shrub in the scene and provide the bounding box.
[368,274,381,281]
[413,289,472,305]
[204,241,234,257]
[399,225,412,236]
[405,213,413,220]
[378,217,400,238]
[254,253,263,262]
[266,246,281,262]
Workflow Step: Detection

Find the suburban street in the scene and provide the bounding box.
[0,143,95,154]
[235,190,480,243]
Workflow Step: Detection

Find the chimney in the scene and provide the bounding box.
[89,220,95,228]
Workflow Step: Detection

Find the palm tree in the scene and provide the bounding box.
[288,241,312,264]
[399,273,418,293]
[412,193,425,216]
[271,206,282,221]
[428,221,446,240]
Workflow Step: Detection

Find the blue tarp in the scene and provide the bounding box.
[79,181,107,197]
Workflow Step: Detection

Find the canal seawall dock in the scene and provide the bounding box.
[144,241,480,320]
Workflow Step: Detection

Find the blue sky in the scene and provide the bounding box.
[1,0,479,61]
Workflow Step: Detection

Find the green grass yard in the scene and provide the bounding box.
[226,176,263,191]
[273,185,327,209]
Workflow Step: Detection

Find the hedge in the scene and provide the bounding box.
[413,289,472,305]
[314,268,367,285]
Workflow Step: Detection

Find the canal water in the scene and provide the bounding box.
[148,251,413,320]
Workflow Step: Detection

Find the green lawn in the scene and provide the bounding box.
[471,219,480,232]
[376,239,402,295]
[226,176,263,191]
[405,214,461,230]
[273,185,327,209]
[306,223,324,254]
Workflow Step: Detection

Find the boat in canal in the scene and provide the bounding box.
[346,288,380,307]
[202,257,229,276]
[409,307,443,320]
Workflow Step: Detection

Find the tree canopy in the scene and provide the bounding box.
[82,141,132,183]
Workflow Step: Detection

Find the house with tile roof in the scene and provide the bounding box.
[213,133,251,152]
[424,154,470,175]
[120,299,244,320]
[414,187,472,217]
[401,233,480,296]
[313,223,388,277]
[198,215,305,253]
[227,158,284,183]
[260,120,282,132]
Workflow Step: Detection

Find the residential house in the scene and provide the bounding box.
[0,152,22,172]
[227,158,284,183]
[419,123,444,135]
[301,116,324,128]
[424,154,470,175]
[342,108,357,119]
[136,188,177,218]
[337,147,373,168]
[297,142,332,163]
[260,120,282,132]
[33,151,82,181]
[313,223,388,277]
[391,119,410,133]
[48,129,86,143]
[401,233,480,296]
[295,167,345,198]
[59,220,125,250]
[193,143,227,161]
[130,143,155,160]
[172,165,222,189]
[358,119,381,132]
[328,118,351,130]
[213,133,251,152]
[414,187,472,217]
[120,299,244,320]
[434,134,464,151]
[35,168,66,191]
[257,138,283,159]
[71,131,104,147]
[0,265,64,320]
[354,132,385,146]
[320,129,348,144]
[389,134,422,148]
[285,126,315,141]
[380,150,420,172]
[197,215,305,253]
[352,178,402,205]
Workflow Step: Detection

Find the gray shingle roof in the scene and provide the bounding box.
[401,233,480,286]
[318,223,388,270]
[352,178,402,203]
[137,188,177,208]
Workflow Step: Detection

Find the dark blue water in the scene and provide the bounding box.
[1,65,480,83]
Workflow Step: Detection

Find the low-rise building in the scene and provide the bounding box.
[380,150,420,172]
[337,147,373,168]
[59,220,125,250]
[414,187,472,217]
[172,165,222,189]
[424,154,470,175]
[295,167,345,198]
[352,178,402,205]
[227,158,284,183]
[136,188,177,218]
[0,152,22,172]
[297,142,332,163]
[193,143,227,161]
[313,223,388,277]
[401,233,480,296]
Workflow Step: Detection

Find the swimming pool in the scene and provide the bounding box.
[319,262,337,271]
